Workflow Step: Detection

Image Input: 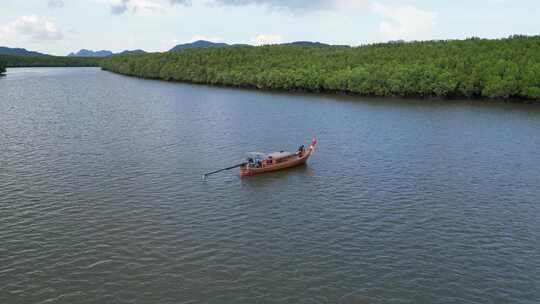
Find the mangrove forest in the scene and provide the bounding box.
[101,36,540,101]
[0,55,101,68]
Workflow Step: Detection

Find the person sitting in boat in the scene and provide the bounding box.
[297,145,305,157]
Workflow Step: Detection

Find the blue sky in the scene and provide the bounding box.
[0,0,538,55]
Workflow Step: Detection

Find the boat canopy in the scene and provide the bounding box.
[266,151,294,160]
[246,151,294,160]
[246,152,267,160]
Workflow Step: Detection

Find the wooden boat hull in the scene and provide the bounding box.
[240,144,315,177]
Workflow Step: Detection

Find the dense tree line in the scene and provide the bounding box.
[0,61,5,74]
[101,36,540,100]
[0,55,101,68]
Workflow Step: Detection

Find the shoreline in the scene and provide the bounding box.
[100,67,540,105]
[98,38,540,103]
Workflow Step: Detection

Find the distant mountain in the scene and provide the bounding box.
[284,41,349,48]
[168,40,349,52]
[285,41,332,47]
[68,49,147,57]
[0,47,49,57]
[1,46,145,58]
[68,49,114,57]
[169,40,229,52]
[115,49,146,56]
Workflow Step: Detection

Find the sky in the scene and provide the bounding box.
[0,0,539,55]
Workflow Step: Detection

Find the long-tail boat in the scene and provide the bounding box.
[240,137,317,177]
[202,137,317,179]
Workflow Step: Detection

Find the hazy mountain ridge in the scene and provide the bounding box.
[116,49,146,56]
[168,40,342,52]
[0,47,49,57]
[169,40,229,52]
[2,41,340,59]
[283,41,349,48]
[67,49,148,57]
[68,49,114,57]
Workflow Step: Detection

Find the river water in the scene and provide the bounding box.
[1,67,540,304]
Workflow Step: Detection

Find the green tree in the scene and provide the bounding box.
[99,35,540,101]
[0,55,100,68]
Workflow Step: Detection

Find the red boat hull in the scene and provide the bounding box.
[240,142,315,177]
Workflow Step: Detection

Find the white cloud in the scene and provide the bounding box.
[250,34,282,45]
[211,0,371,12]
[213,0,333,11]
[105,0,359,15]
[111,0,130,14]
[0,15,64,43]
[170,0,191,4]
[107,0,191,15]
[189,35,223,42]
[335,0,369,10]
[371,2,437,41]
[48,0,65,8]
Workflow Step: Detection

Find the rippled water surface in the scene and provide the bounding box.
[1,67,540,304]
